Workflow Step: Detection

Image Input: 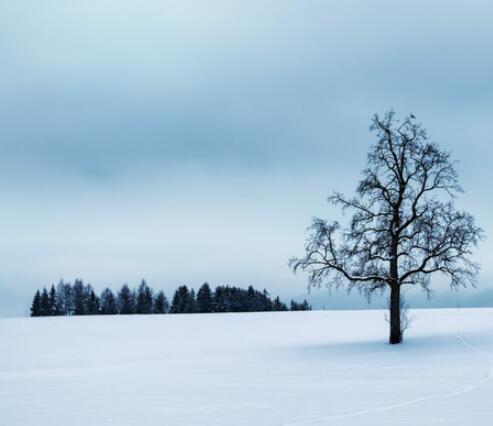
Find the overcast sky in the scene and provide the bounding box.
[0,1,492,316]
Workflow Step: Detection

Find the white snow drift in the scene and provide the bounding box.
[1,308,493,425]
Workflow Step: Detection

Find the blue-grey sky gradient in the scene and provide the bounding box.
[0,1,492,316]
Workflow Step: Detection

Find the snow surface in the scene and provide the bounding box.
[1,308,493,425]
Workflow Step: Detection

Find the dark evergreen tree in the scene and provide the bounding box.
[186,289,196,313]
[153,291,169,314]
[196,282,213,313]
[170,285,192,313]
[86,285,100,315]
[117,284,136,314]
[211,285,280,313]
[246,285,256,312]
[273,296,288,311]
[290,299,311,311]
[228,286,243,312]
[301,299,311,311]
[49,284,58,316]
[136,280,154,314]
[262,289,273,311]
[213,286,227,312]
[100,288,118,315]
[31,290,41,317]
[40,287,51,316]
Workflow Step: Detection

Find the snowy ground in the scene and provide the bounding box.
[1,308,493,425]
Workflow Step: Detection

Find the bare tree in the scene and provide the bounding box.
[290,111,483,344]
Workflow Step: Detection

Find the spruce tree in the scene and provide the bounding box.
[186,289,196,313]
[153,291,169,314]
[170,288,181,313]
[40,287,51,316]
[49,285,58,316]
[31,290,41,317]
[117,284,135,314]
[213,286,227,312]
[273,296,288,311]
[290,299,311,311]
[100,288,118,315]
[86,285,100,314]
[246,286,256,312]
[196,282,213,313]
[170,285,192,313]
[136,280,154,314]
[229,286,243,312]
[301,299,311,311]
[262,289,273,311]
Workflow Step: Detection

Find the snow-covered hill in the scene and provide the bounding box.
[1,308,492,425]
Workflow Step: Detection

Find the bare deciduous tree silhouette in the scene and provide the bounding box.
[291,111,483,344]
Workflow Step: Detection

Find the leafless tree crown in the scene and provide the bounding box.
[291,111,483,298]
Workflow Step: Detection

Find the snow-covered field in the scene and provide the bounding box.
[1,308,493,425]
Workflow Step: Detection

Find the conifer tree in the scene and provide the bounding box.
[196,282,213,313]
[86,285,100,314]
[153,291,169,314]
[301,299,311,311]
[170,285,192,313]
[49,284,58,316]
[117,284,136,314]
[273,296,288,311]
[40,287,51,316]
[136,280,154,314]
[186,289,196,313]
[290,299,311,311]
[262,289,273,311]
[246,285,256,312]
[100,288,118,315]
[228,287,243,312]
[31,290,41,317]
[213,286,227,312]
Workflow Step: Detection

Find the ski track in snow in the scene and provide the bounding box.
[278,333,493,425]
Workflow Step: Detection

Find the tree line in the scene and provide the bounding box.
[30,279,311,317]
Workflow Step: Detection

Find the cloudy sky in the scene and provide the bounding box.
[0,0,492,316]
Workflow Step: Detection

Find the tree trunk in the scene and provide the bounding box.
[389,283,402,344]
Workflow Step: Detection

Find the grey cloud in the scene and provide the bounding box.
[0,1,492,316]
